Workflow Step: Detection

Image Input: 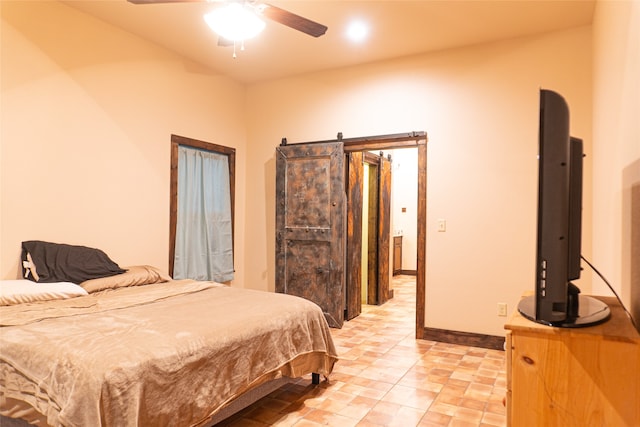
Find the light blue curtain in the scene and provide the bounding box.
[174,145,234,282]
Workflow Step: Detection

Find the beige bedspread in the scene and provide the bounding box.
[0,280,338,427]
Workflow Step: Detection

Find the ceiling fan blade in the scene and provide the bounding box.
[260,3,327,38]
[127,0,328,38]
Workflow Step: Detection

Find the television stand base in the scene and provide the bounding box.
[517,294,611,328]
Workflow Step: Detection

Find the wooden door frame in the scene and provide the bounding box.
[290,131,427,339]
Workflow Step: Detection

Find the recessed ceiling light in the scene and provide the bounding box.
[345,20,369,43]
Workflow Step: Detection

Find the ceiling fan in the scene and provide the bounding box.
[127,0,328,39]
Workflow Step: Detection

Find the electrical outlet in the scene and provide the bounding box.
[497,303,508,317]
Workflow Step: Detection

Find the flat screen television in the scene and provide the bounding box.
[517,89,611,327]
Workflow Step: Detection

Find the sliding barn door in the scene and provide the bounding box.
[345,152,364,320]
[377,154,392,304]
[275,142,346,328]
[361,152,392,306]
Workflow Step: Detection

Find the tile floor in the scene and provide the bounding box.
[217,275,507,427]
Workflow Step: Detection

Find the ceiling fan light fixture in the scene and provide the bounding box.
[204,3,266,42]
[346,20,369,43]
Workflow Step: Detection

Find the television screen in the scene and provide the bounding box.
[518,89,610,327]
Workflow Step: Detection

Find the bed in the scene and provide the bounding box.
[0,242,338,427]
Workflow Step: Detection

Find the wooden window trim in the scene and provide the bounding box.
[169,134,236,277]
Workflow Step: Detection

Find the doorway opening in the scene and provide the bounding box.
[357,151,393,307]
[362,147,419,308]
[343,133,426,339]
[274,132,426,338]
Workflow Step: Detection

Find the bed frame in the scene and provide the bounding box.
[0,374,321,427]
[204,373,320,425]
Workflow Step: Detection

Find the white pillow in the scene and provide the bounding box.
[0,280,88,306]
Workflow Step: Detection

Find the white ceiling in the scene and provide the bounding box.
[63,0,596,84]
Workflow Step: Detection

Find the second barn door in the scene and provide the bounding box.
[275,141,346,328]
[359,151,392,306]
[341,150,393,319]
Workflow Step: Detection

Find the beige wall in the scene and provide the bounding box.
[245,27,593,336]
[592,0,640,309]
[5,0,634,338]
[0,1,248,284]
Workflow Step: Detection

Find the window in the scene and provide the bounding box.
[169,134,235,281]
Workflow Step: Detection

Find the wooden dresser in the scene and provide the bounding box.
[505,295,640,427]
